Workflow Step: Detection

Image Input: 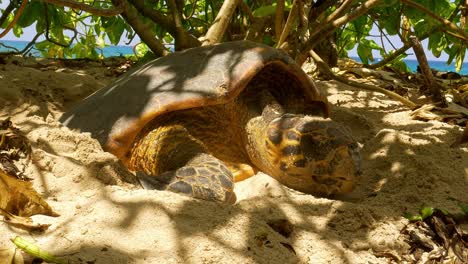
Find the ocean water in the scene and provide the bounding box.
[0,40,133,58]
[353,57,468,75]
[1,40,467,74]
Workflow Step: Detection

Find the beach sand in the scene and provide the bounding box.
[0,56,466,263]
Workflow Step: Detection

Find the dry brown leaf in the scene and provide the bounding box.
[0,247,24,264]
[0,119,32,180]
[0,170,58,218]
[0,208,51,232]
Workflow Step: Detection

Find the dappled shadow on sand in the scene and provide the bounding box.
[5,48,467,263]
[42,83,465,263]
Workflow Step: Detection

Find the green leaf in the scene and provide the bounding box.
[389,60,411,73]
[1,12,13,28]
[428,32,448,58]
[455,49,465,73]
[404,212,422,221]
[103,17,126,45]
[12,24,22,37]
[420,206,434,220]
[357,44,371,64]
[459,203,468,215]
[252,3,291,17]
[352,16,371,40]
[16,2,42,27]
[134,43,149,57]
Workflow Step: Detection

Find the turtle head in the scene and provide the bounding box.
[250,114,360,196]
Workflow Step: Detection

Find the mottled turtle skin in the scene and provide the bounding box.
[61,41,360,203]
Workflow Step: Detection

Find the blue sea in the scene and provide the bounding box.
[1,40,467,75]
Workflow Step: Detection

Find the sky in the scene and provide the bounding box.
[0,2,464,62]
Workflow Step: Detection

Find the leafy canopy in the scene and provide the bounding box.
[0,0,466,71]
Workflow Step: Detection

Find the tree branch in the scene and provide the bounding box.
[238,1,254,22]
[401,0,468,42]
[296,0,383,65]
[309,49,417,109]
[366,31,434,69]
[167,0,188,50]
[128,0,200,48]
[202,0,240,45]
[41,0,124,17]
[0,31,43,55]
[275,0,285,41]
[44,3,77,48]
[0,0,29,39]
[112,0,169,56]
[323,0,354,25]
[368,2,464,70]
[277,0,298,48]
[409,35,442,101]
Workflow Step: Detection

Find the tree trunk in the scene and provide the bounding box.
[202,0,240,46]
[409,36,442,101]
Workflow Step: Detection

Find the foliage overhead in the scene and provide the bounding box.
[0,0,466,72]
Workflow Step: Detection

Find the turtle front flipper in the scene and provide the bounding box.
[137,153,236,204]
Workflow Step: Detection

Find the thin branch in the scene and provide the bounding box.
[202,0,240,45]
[128,0,200,48]
[44,3,77,48]
[297,0,307,39]
[372,20,398,51]
[277,0,298,48]
[367,2,464,70]
[366,41,413,69]
[309,49,417,109]
[296,0,383,65]
[0,31,43,55]
[275,0,285,41]
[238,1,254,22]
[41,0,124,17]
[244,17,267,42]
[125,32,136,45]
[401,0,468,41]
[461,0,467,30]
[183,0,198,20]
[129,0,172,29]
[307,0,354,41]
[308,0,336,22]
[167,0,188,50]
[323,0,354,25]
[0,0,29,39]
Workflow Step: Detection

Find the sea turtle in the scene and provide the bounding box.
[60,41,360,204]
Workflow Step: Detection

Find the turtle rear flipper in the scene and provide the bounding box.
[137,153,236,204]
